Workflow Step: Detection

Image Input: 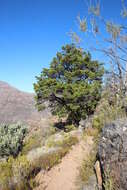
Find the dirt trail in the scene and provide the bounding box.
[34,136,93,190]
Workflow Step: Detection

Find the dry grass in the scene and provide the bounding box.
[0,132,79,190]
[78,127,99,186]
[22,133,43,155]
[84,128,99,138]
[79,149,97,184]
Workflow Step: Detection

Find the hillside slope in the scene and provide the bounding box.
[0,81,51,126]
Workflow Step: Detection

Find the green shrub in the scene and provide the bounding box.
[0,123,27,158]
[49,126,59,135]
[64,124,76,132]
[103,168,115,190]
[79,149,97,183]
[0,155,39,190]
[0,155,33,190]
[0,158,12,190]
[22,133,42,155]
[62,135,79,148]
[92,116,103,131]
[45,133,78,148]
[92,96,126,131]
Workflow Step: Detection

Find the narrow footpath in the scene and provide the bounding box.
[34,136,93,190]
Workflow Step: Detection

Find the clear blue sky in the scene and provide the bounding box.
[0,0,125,92]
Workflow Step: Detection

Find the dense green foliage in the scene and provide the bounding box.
[0,123,27,158]
[34,44,104,125]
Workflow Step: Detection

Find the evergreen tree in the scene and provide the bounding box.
[34,44,104,126]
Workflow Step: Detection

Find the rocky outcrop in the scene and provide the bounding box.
[97,119,127,190]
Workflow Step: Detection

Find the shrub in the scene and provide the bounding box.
[28,133,79,171]
[103,168,115,190]
[0,155,33,190]
[22,133,42,155]
[0,123,27,158]
[64,124,76,132]
[92,116,103,131]
[0,158,12,190]
[49,126,59,135]
[84,127,100,139]
[0,128,78,190]
[79,149,97,183]
[92,95,127,131]
[29,134,78,171]
[62,135,79,148]
[0,155,39,190]
[45,132,78,148]
[0,149,68,190]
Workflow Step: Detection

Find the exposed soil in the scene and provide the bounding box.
[34,136,93,190]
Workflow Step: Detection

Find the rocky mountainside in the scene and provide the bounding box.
[0,81,51,126]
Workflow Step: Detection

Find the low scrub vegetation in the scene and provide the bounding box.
[0,129,79,190]
[79,138,97,186]
[22,132,43,155]
[0,149,69,190]
[0,155,33,190]
[45,132,78,148]
[103,168,115,190]
[31,147,69,171]
[78,127,99,187]
[64,124,76,132]
[92,91,127,132]
[0,123,27,158]
[80,151,96,183]
[83,127,100,140]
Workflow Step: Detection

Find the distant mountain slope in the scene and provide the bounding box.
[0,81,51,126]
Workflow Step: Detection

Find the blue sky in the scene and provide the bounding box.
[0,0,125,92]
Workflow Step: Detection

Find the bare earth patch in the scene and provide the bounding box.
[34,136,93,190]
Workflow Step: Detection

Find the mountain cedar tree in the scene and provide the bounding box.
[34,44,104,126]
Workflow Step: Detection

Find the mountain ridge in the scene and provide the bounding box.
[0,80,51,126]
